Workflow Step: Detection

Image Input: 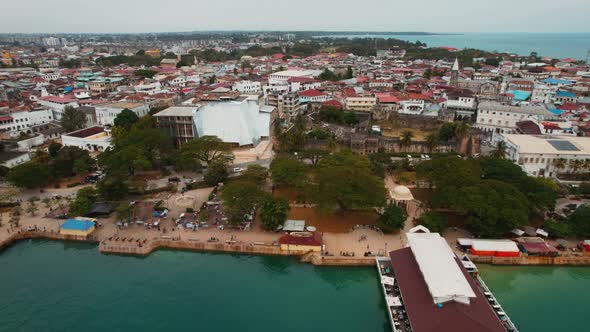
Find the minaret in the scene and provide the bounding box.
[450,58,459,87]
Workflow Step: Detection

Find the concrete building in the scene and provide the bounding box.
[0,151,30,168]
[155,97,275,148]
[475,101,554,134]
[345,96,377,112]
[61,126,112,152]
[95,102,149,126]
[0,109,54,135]
[501,134,590,177]
[233,80,262,94]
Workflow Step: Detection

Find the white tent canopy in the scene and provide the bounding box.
[409,225,431,233]
[536,228,549,237]
[407,233,476,305]
[381,276,395,286]
[386,296,403,307]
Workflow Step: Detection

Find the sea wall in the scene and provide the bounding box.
[99,239,296,257]
[302,253,376,266]
[0,231,96,251]
[469,254,590,266]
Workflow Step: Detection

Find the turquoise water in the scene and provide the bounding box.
[2,240,589,332]
[318,33,590,60]
[478,265,590,332]
[0,240,388,332]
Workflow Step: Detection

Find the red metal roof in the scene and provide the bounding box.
[279,232,322,246]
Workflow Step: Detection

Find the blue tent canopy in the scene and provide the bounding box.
[60,219,95,231]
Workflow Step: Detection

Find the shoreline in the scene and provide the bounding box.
[2,230,590,267]
[0,230,377,266]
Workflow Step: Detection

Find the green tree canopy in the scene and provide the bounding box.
[569,206,590,238]
[315,150,386,211]
[378,204,406,233]
[60,106,86,133]
[242,164,268,185]
[270,156,308,189]
[6,162,52,188]
[177,135,232,168]
[220,180,269,224]
[259,197,290,231]
[113,108,140,130]
[49,146,95,178]
[417,212,448,233]
[204,159,229,186]
[69,187,98,216]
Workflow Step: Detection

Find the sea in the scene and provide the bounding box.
[316,33,590,60]
[1,240,589,332]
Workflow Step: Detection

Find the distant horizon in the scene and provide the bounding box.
[1,30,590,36]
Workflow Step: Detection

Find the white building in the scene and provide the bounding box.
[476,101,554,134]
[399,99,426,115]
[345,96,377,112]
[501,134,590,177]
[531,84,556,103]
[95,102,149,126]
[61,126,112,152]
[233,80,262,94]
[0,109,54,135]
[0,152,31,169]
[36,96,79,120]
[268,70,317,85]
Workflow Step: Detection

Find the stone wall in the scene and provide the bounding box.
[469,254,590,266]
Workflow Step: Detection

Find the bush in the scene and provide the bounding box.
[417,212,448,233]
[378,204,406,233]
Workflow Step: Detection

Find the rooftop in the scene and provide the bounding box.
[154,106,198,117]
[503,134,590,155]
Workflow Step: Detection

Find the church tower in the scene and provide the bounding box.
[450,58,460,87]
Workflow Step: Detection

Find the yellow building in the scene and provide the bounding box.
[279,232,323,253]
[145,49,161,58]
[59,217,96,237]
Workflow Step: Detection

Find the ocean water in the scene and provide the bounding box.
[478,264,590,332]
[2,240,589,332]
[318,33,590,60]
[0,240,388,332]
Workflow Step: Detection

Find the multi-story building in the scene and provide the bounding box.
[233,80,262,94]
[61,126,112,152]
[95,102,149,126]
[501,134,590,177]
[475,101,553,134]
[345,96,377,112]
[153,107,197,146]
[0,109,54,134]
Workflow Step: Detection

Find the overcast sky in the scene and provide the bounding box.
[1,0,589,33]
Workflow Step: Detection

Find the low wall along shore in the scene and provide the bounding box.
[3,231,590,267]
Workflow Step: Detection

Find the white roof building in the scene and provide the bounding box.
[407,233,476,305]
[194,97,273,147]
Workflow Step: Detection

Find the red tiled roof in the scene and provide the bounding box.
[279,232,322,246]
[322,100,343,109]
[389,248,506,332]
[299,89,325,97]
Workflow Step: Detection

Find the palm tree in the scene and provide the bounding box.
[400,130,414,149]
[425,133,439,152]
[569,159,584,174]
[454,121,470,140]
[583,159,590,173]
[553,158,567,174]
[490,141,507,159]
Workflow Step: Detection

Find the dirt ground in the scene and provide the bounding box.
[287,207,379,233]
[377,120,437,141]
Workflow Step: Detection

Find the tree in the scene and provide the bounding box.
[568,206,590,238]
[220,181,269,224]
[569,159,584,174]
[425,134,439,152]
[346,65,354,79]
[10,205,22,227]
[259,197,290,231]
[270,156,307,189]
[177,135,232,166]
[48,142,62,158]
[26,197,38,216]
[242,164,268,185]
[6,162,52,188]
[42,197,52,209]
[134,69,156,78]
[116,202,135,221]
[378,204,406,233]
[50,146,95,178]
[318,68,340,81]
[97,177,129,201]
[400,130,414,148]
[113,108,139,130]
[543,219,571,238]
[204,159,229,186]
[553,158,567,174]
[69,187,98,216]
[490,141,507,159]
[417,212,448,233]
[60,106,86,133]
[315,151,386,211]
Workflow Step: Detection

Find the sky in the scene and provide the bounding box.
[1,0,589,33]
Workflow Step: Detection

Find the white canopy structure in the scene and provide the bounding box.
[283,220,305,232]
[407,233,476,305]
[536,228,549,237]
[381,276,395,286]
[386,296,403,307]
[409,225,431,233]
[390,185,414,201]
[471,240,520,253]
[194,97,273,147]
[511,229,525,236]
